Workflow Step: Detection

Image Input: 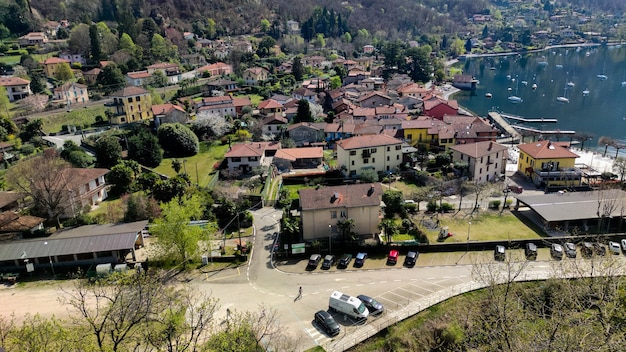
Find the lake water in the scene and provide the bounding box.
[452,45,626,144]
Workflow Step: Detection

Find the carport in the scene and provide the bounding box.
[514,189,626,233]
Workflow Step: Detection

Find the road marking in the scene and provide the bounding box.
[394,279,402,282]
[356,284,364,286]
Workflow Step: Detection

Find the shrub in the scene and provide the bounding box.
[404,202,417,213]
[427,201,438,212]
[440,202,454,212]
[20,144,35,155]
[157,123,199,157]
[489,200,501,209]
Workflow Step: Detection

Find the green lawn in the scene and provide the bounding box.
[0,53,53,65]
[152,141,229,187]
[419,211,544,243]
[282,184,315,199]
[40,105,107,134]
[247,94,263,106]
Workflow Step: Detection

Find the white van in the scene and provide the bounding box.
[329,291,369,320]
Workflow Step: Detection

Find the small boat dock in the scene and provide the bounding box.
[512,125,576,135]
[499,113,558,124]
[487,112,523,143]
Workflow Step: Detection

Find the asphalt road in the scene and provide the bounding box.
[2,206,626,352]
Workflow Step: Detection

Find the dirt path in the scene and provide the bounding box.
[0,280,76,323]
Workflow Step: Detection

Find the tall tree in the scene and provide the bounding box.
[151,195,204,267]
[293,99,313,123]
[5,151,75,224]
[128,129,163,167]
[96,64,126,94]
[292,56,304,81]
[89,24,103,62]
[94,135,122,168]
[54,62,74,82]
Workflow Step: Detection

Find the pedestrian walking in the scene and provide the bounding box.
[299,286,302,296]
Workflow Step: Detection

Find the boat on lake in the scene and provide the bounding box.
[567,81,575,87]
[531,83,538,90]
[508,96,523,103]
[597,74,608,80]
[485,93,492,98]
[582,88,590,96]
[556,64,563,69]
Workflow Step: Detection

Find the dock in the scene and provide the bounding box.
[500,113,558,124]
[512,125,576,135]
[487,112,523,143]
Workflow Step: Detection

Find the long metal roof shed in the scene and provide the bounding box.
[0,220,148,262]
[515,189,626,222]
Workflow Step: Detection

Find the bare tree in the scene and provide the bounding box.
[613,157,626,181]
[5,151,76,225]
[598,136,615,157]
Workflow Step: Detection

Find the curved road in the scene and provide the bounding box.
[2,207,626,352]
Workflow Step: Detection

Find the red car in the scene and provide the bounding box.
[387,250,399,265]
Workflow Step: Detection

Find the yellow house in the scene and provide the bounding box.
[106,86,153,124]
[298,183,383,241]
[336,134,404,177]
[517,140,581,187]
[41,57,71,78]
[401,117,443,149]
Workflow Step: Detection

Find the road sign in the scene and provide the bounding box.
[292,243,305,254]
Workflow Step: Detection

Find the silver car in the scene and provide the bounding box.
[550,244,563,259]
[609,241,621,255]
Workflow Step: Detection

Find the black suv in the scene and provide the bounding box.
[404,251,418,267]
[314,310,340,336]
[337,254,352,268]
[525,243,537,260]
[321,255,336,269]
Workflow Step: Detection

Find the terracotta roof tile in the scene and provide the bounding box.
[336,135,403,150]
[517,141,579,159]
[274,147,323,161]
[450,141,508,158]
[299,183,383,210]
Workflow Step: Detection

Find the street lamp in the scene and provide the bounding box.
[328,224,332,254]
[43,241,55,276]
[466,222,471,253]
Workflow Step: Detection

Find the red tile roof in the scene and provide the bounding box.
[110,86,150,97]
[517,141,579,159]
[147,62,179,70]
[0,76,30,86]
[258,99,283,110]
[63,168,109,190]
[224,142,280,158]
[299,183,383,211]
[450,141,508,158]
[42,57,70,65]
[151,103,185,115]
[127,71,152,79]
[274,147,323,161]
[336,134,403,150]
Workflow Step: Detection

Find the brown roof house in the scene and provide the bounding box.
[152,103,188,125]
[0,192,26,213]
[0,76,31,102]
[298,183,383,241]
[286,122,326,147]
[0,212,45,240]
[223,142,281,175]
[336,135,404,177]
[261,113,288,138]
[63,168,110,218]
[243,67,269,85]
[450,141,508,183]
[273,147,324,171]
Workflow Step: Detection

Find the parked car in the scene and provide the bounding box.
[525,243,537,260]
[550,243,564,259]
[609,241,621,255]
[581,242,594,258]
[321,255,336,269]
[387,250,399,265]
[354,252,368,267]
[494,245,506,261]
[621,239,626,252]
[404,251,418,267]
[564,242,577,258]
[593,242,606,256]
[314,310,340,336]
[508,185,523,194]
[338,254,352,268]
[357,294,384,315]
[307,254,322,269]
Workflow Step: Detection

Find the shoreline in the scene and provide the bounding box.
[461,41,623,59]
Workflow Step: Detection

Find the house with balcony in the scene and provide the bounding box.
[195,96,236,118]
[105,86,153,124]
[261,114,288,137]
[273,147,324,171]
[0,76,31,102]
[59,52,86,66]
[298,183,383,241]
[197,62,233,77]
[223,142,281,174]
[52,82,89,106]
[336,135,404,177]
[62,168,110,218]
[18,32,48,46]
[517,140,581,188]
[146,62,182,85]
[450,141,508,183]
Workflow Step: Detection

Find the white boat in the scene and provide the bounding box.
[556,64,563,69]
[582,88,590,96]
[521,81,528,86]
[597,74,608,80]
[531,83,538,90]
[506,74,511,80]
[508,96,523,103]
[507,87,512,91]
[485,93,492,98]
[557,85,569,103]
[621,81,626,87]
[567,81,575,87]
[538,61,548,66]
[489,67,496,70]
